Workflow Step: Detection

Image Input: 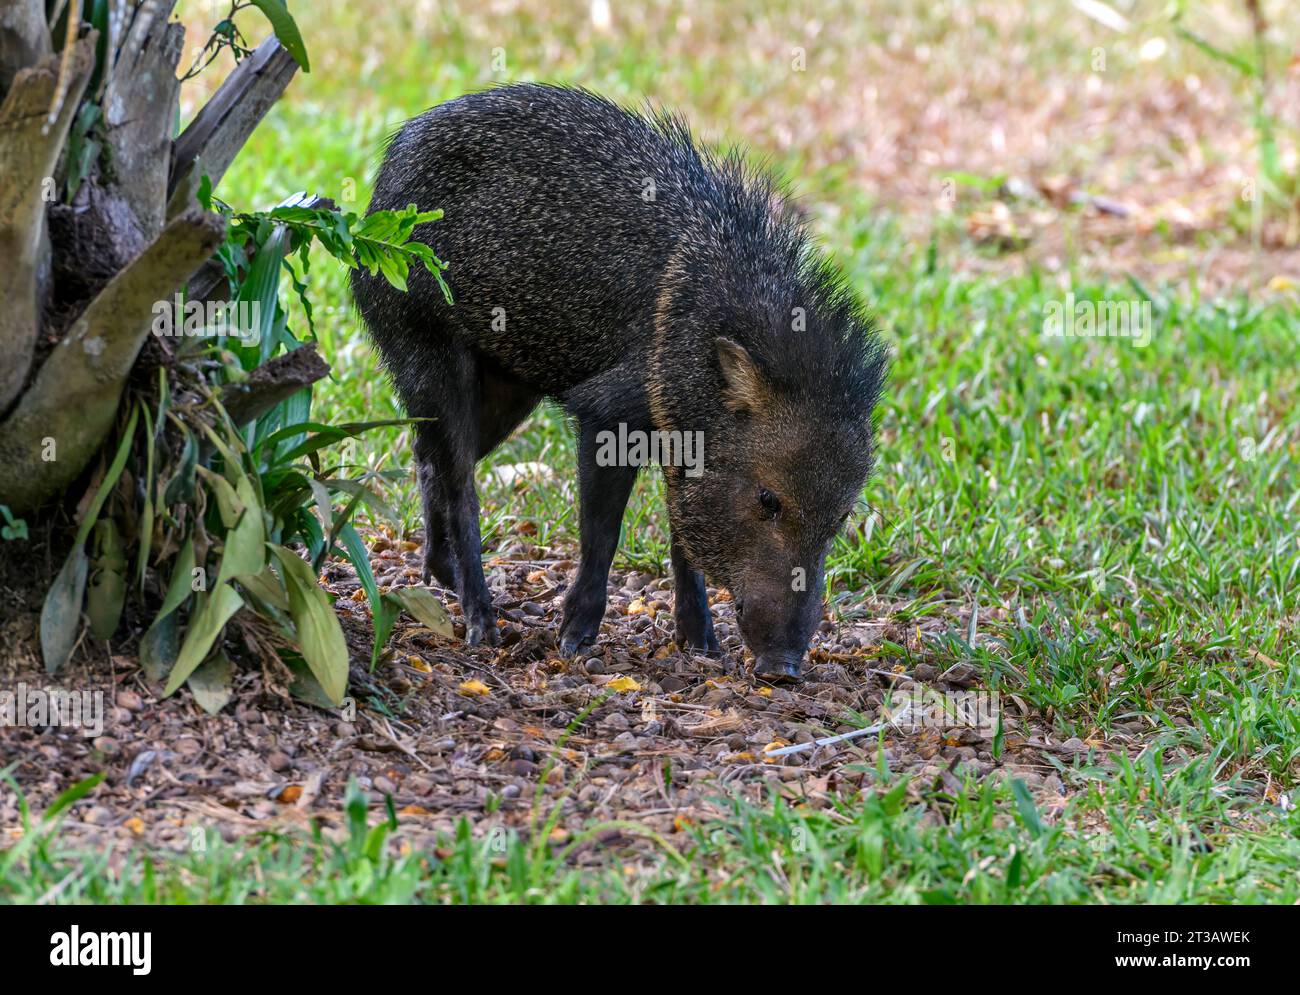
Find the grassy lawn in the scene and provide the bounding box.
[6,0,1300,904]
[9,765,1300,903]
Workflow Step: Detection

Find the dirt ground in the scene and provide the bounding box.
[0,531,1146,859]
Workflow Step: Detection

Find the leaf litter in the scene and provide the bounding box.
[0,529,1150,865]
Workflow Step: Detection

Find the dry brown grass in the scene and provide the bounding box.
[177,0,1300,291]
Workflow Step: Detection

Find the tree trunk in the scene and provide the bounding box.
[0,2,300,514]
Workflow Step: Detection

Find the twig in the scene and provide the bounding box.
[362,713,433,771]
[762,703,913,758]
[44,0,79,132]
[36,867,83,905]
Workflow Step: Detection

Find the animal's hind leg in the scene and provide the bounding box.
[412,364,535,590]
[415,452,457,590]
[408,359,538,642]
[406,346,499,646]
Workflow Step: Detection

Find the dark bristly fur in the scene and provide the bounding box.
[352,83,887,677]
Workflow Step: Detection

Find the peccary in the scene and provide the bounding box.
[352,84,887,679]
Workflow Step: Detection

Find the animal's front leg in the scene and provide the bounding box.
[671,536,719,654]
[559,423,638,655]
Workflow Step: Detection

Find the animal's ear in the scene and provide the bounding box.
[715,337,771,415]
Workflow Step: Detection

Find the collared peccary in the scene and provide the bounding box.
[352,84,887,679]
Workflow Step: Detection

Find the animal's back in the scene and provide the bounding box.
[353,84,731,394]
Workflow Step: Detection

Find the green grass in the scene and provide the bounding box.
[8,0,1298,905]
[309,205,1300,791]
[7,759,1300,904]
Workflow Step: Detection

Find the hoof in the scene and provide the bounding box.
[466,621,501,647]
[677,623,722,657]
[559,631,595,657]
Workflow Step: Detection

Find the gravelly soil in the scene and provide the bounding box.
[0,531,1139,859]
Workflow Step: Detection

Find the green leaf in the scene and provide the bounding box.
[86,0,109,94]
[214,472,267,584]
[63,102,101,200]
[369,598,400,672]
[1006,846,1024,891]
[41,406,139,672]
[321,478,399,524]
[86,518,127,641]
[339,524,380,607]
[139,609,179,683]
[269,544,349,705]
[385,586,453,638]
[41,547,88,675]
[157,538,199,620]
[345,776,368,830]
[162,426,198,506]
[1011,778,1044,839]
[137,402,155,589]
[307,476,335,541]
[163,583,244,696]
[270,384,313,464]
[139,539,194,683]
[0,505,29,541]
[42,771,105,822]
[231,203,452,307]
[338,523,393,669]
[197,172,214,212]
[297,508,325,565]
[265,418,424,465]
[320,486,367,572]
[188,651,234,715]
[235,222,290,367]
[0,772,105,879]
[199,465,246,529]
[235,564,291,614]
[286,656,339,709]
[1174,25,1256,77]
[250,0,311,72]
[75,408,140,548]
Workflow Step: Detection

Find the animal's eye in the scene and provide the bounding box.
[758,488,782,519]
